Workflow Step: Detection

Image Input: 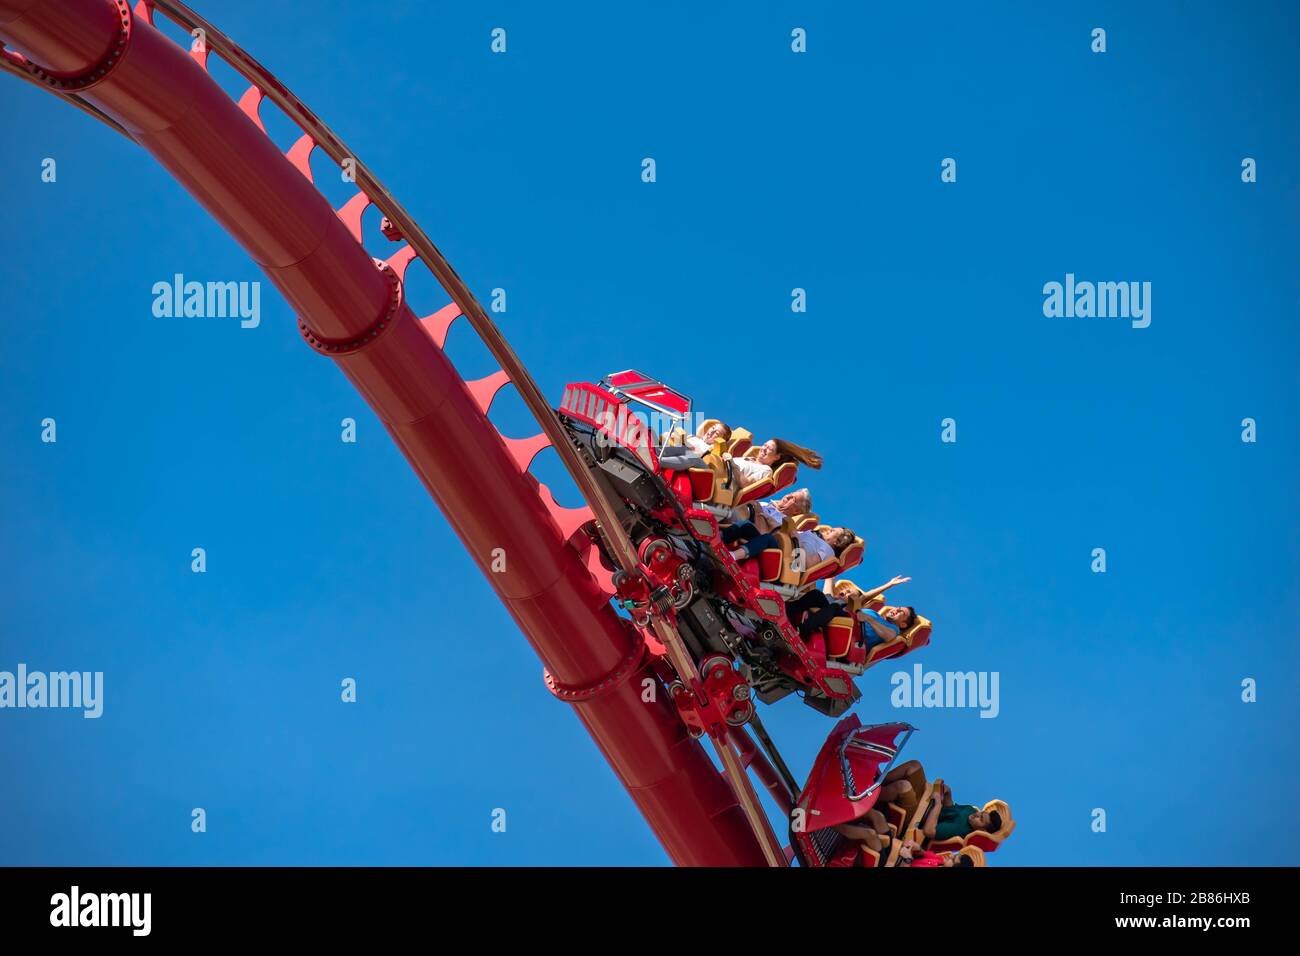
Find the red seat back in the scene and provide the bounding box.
[757,546,784,582]
[771,461,797,492]
[825,616,855,659]
[908,621,932,651]
[687,468,715,501]
[837,538,864,574]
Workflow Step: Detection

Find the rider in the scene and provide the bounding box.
[828,770,922,854]
[831,578,917,635]
[786,575,915,641]
[658,420,731,469]
[898,839,973,867]
[898,839,944,866]
[728,524,853,567]
[685,420,731,455]
[922,781,1003,844]
[720,487,812,548]
[726,438,822,486]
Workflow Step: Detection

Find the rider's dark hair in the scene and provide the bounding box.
[770,438,823,470]
[983,810,1003,834]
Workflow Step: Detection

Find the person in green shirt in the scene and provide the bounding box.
[920,781,1002,843]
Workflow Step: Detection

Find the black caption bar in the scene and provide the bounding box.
[0,866,1286,941]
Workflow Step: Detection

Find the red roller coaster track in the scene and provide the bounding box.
[0,0,791,865]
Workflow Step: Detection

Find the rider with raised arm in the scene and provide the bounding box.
[847,576,918,648]
[786,574,915,641]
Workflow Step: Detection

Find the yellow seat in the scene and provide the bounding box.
[708,458,783,508]
[791,512,819,532]
[660,425,687,447]
[716,422,752,457]
[824,615,856,659]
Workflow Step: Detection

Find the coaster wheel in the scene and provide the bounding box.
[700,655,732,683]
[726,699,755,727]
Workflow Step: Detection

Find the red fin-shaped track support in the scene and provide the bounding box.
[384,244,418,283]
[501,432,551,473]
[559,515,617,601]
[237,84,264,132]
[535,480,596,544]
[580,535,618,600]
[335,191,370,243]
[419,302,461,349]
[465,369,511,415]
[286,133,314,181]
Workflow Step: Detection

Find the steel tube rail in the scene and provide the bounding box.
[0,0,773,866]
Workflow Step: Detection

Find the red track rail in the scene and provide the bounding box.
[0,0,780,865]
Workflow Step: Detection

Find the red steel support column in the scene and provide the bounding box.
[1,0,769,865]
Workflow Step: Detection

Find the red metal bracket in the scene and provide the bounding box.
[543,620,646,703]
[298,260,403,356]
[667,655,754,739]
[1,0,132,92]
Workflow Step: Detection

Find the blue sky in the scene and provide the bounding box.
[1,0,1297,866]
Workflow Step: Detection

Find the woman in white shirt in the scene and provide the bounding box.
[728,523,854,566]
[726,438,822,487]
[791,526,853,568]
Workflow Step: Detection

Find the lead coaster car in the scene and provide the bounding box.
[556,372,863,717]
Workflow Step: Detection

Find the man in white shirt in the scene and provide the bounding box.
[720,489,812,554]
[725,488,812,534]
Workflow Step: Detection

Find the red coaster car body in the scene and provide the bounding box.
[557,372,871,718]
[791,717,916,868]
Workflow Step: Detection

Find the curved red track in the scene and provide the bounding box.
[0,0,774,866]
